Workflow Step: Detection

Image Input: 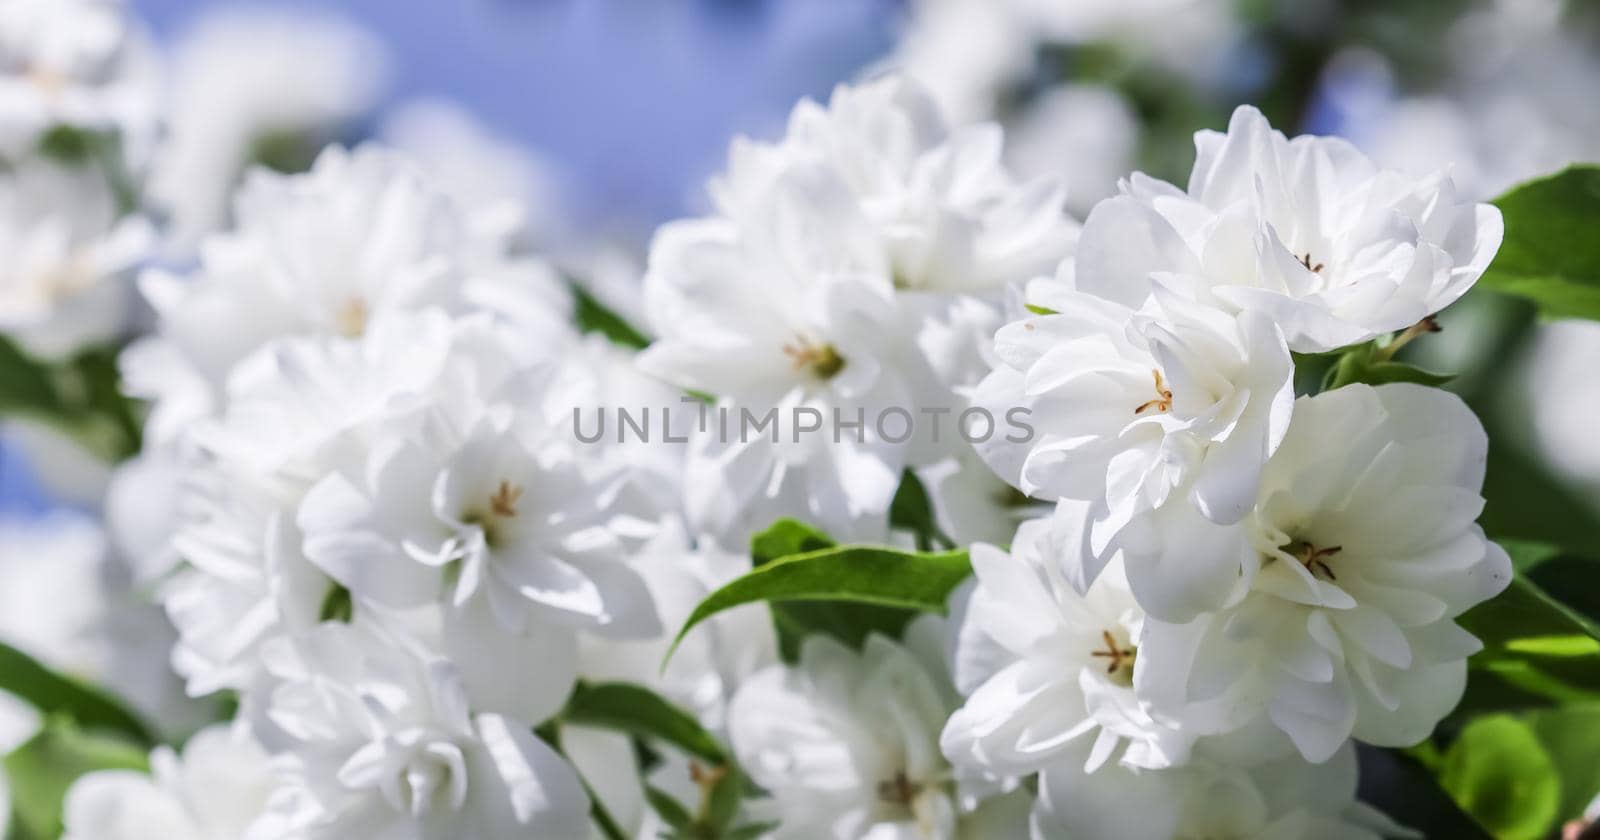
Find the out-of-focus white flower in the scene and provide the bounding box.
[1134,384,1509,762]
[1521,320,1600,499]
[1093,105,1501,353]
[0,157,152,359]
[728,617,1029,840]
[1005,84,1139,219]
[259,622,591,840]
[381,98,569,248]
[126,145,572,447]
[642,74,1073,543]
[145,6,388,253]
[889,0,1033,124]
[62,724,279,840]
[1031,739,1410,840]
[972,270,1294,598]
[914,446,1046,547]
[941,519,1195,779]
[0,510,202,738]
[0,0,158,162]
[1341,0,1600,200]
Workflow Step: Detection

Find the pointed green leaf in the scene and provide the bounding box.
[562,681,726,765]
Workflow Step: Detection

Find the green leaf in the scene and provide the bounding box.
[750,519,835,566]
[1526,704,1600,823]
[0,337,142,462]
[1460,556,1600,705]
[1438,715,1561,840]
[1480,165,1600,320]
[0,641,153,746]
[1023,303,1058,316]
[747,520,914,661]
[1320,341,1454,392]
[5,719,149,840]
[572,284,650,350]
[666,539,971,666]
[562,682,727,765]
[888,470,953,552]
[644,785,694,832]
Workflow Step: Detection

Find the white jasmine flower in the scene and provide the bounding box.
[914,447,1045,547]
[126,144,571,447]
[381,98,569,247]
[1005,83,1139,219]
[941,518,1195,779]
[727,617,1029,840]
[145,5,387,252]
[0,510,201,738]
[1519,318,1600,500]
[972,270,1294,598]
[889,0,1034,123]
[642,74,1072,542]
[62,724,280,840]
[1135,384,1510,762]
[160,312,462,696]
[1032,739,1411,840]
[0,157,153,359]
[259,622,590,840]
[1084,105,1501,353]
[578,522,777,732]
[0,0,158,162]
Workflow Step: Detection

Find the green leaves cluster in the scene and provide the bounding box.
[0,642,155,839]
[0,337,141,462]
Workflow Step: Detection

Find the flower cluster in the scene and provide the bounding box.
[940,104,1508,832]
[0,3,1519,832]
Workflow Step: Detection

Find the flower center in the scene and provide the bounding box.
[783,335,846,380]
[877,769,922,806]
[1133,368,1174,415]
[1089,628,1137,687]
[335,296,368,338]
[464,480,523,549]
[1283,539,1341,581]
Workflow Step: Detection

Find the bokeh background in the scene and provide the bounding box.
[4,1,1600,832]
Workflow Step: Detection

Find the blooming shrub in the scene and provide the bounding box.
[4,2,1600,839]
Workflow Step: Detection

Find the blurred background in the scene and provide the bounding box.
[3,0,1600,830]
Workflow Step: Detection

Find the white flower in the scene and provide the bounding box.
[1134,384,1510,762]
[1520,320,1600,498]
[0,157,153,359]
[0,510,201,737]
[972,270,1294,599]
[259,622,590,840]
[578,522,777,732]
[1004,83,1139,219]
[159,311,462,695]
[62,724,280,840]
[1031,739,1411,840]
[1081,105,1501,353]
[145,6,388,252]
[728,618,1028,840]
[126,144,571,447]
[914,446,1045,547]
[941,518,1195,779]
[380,98,569,248]
[0,0,158,162]
[642,74,1072,542]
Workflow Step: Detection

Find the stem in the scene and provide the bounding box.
[1375,316,1441,362]
[585,778,629,840]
